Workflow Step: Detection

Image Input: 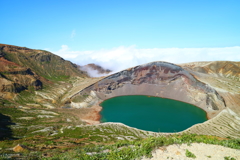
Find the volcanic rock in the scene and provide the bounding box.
[13,144,28,152]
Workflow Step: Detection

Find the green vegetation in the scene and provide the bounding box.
[43,135,239,160]
[71,94,89,103]
[16,90,36,105]
[1,126,240,160]
[185,149,196,158]
[224,156,236,160]
[3,51,15,61]
[1,49,86,84]
[0,98,14,107]
[0,107,62,138]
[42,75,70,82]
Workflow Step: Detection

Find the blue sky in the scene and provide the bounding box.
[1,0,240,72]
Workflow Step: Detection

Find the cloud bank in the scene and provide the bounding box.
[53,45,240,74]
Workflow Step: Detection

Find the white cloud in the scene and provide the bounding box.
[70,29,76,40]
[79,66,110,77]
[52,45,240,74]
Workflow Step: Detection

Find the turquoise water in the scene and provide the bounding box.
[100,95,207,132]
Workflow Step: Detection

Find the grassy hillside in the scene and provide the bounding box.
[0,44,87,81]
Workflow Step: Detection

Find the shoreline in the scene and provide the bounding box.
[99,95,211,120]
[81,103,102,125]
[82,95,215,126]
[98,95,211,119]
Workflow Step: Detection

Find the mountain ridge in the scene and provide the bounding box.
[0,44,88,101]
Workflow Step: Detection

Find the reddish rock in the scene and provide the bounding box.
[13,144,27,152]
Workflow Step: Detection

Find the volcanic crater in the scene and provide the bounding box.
[69,61,240,138]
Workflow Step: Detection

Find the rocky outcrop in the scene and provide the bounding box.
[13,144,28,152]
[0,55,43,99]
[71,91,100,108]
[1,83,26,93]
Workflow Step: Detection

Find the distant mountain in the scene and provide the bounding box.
[181,61,240,81]
[80,63,112,77]
[0,44,88,99]
[0,44,87,80]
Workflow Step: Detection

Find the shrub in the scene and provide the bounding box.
[185,149,196,158]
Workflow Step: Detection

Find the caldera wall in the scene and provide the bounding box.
[67,61,240,138]
[71,61,226,118]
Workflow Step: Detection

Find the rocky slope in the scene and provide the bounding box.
[0,44,87,80]
[181,61,240,81]
[181,61,240,115]
[0,44,88,102]
[0,54,44,100]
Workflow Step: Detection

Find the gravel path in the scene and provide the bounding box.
[141,143,240,160]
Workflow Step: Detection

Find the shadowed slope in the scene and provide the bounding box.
[0,113,15,140]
